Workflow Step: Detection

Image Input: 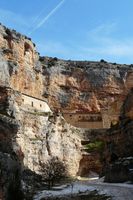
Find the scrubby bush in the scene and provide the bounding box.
[40,157,68,189]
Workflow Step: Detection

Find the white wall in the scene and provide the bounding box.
[22,94,51,112]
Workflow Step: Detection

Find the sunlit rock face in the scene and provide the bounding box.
[0,22,133,197]
[41,58,133,128]
[15,97,82,175]
[0,24,82,180]
[0,24,43,98]
[0,23,133,128]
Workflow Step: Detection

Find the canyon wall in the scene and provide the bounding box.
[0,23,133,198]
[41,57,133,126]
[104,87,133,182]
[0,24,83,199]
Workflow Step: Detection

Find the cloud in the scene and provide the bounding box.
[35,22,133,64]
[81,42,133,58]
[77,22,133,62]
[89,22,117,37]
[36,36,133,63]
[37,40,71,57]
[28,0,66,35]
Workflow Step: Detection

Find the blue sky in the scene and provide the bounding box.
[0,0,133,64]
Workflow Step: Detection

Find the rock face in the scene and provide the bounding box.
[41,57,133,128]
[0,24,82,198]
[0,24,43,97]
[0,87,23,200]
[0,23,133,198]
[0,153,23,200]
[104,87,133,182]
[16,109,82,175]
[105,157,133,183]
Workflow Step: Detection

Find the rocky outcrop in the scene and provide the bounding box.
[104,87,133,182]
[41,58,128,110]
[105,157,133,183]
[0,23,133,198]
[0,24,43,97]
[0,25,83,199]
[16,109,82,175]
[0,87,23,199]
[0,86,81,199]
[0,153,23,200]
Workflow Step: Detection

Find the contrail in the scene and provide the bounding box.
[28,0,65,35]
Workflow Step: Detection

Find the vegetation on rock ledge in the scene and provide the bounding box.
[84,140,105,153]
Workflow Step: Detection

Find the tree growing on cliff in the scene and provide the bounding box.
[40,156,68,189]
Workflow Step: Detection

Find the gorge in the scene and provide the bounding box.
[0,23,133,199]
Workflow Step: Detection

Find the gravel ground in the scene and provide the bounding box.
[33,179,133,200]
[87,182,133,200]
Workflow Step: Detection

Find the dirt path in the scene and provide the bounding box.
[86,182,133,200]
[33,180,133,200]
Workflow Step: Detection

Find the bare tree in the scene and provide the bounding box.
[40,157,68,189]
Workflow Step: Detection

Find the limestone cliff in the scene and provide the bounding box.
[41,57,133,128]
[0,23,133,199]
[0,24,82,199]
[0,24,43,97]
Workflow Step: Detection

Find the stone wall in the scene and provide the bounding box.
[63,113,104,129]
[63,112,115,129]
[21,94,51,112]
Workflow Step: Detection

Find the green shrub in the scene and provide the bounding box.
[84,140,105,152]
